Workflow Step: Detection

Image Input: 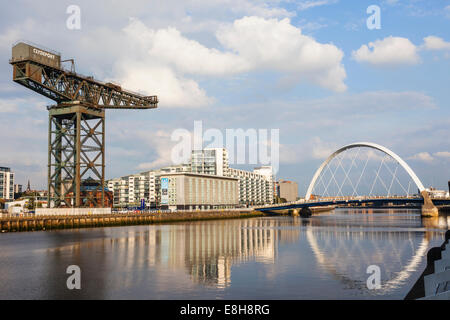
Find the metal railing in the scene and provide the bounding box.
[252,195,450,209]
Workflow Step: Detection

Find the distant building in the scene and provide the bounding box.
[426,187,448,198]
[14,184,23,194]
[277,180,299,202]
[0,167,14,201]
[159,172,239,210]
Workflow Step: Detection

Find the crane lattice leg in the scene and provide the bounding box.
[47,104,105,208]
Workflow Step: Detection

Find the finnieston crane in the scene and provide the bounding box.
[10,41,158,208]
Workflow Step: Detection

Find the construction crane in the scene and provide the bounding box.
[10,41,158,208]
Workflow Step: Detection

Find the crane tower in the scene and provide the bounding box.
[10,41,158,208]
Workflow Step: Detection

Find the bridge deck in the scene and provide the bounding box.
[255,197,450,212]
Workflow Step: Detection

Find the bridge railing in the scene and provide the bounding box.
[252,195,431,209]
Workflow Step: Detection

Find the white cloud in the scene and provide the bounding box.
[280,137,337,164]
[217,16,347,92]
[134,130,181,170]
[116,63,214,108]
[0,98,21,113]
[311,137,337,159]
[408,152,434,163]
[114,16,347,107]
[298,0,337,11]
[434,151,450,159]
[422,36,450,51]
[228,1,295,18]
[352,36,420,66]
[0,97,47,114]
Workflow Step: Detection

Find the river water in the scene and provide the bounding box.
[0,209,448,300]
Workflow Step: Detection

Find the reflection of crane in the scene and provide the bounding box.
[10,41,158,208]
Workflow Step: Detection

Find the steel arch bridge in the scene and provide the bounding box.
[255,142,448,216]
[305,142,425,201]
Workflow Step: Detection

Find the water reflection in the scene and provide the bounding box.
[0,209,448,299]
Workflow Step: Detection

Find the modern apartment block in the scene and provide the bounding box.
[191,148,229,176]
[107,164,190,208]
[229,167,274,206]
[106,148,274,208]
[191,148,273,206]
[160,172,239,210]
[0,167,15,201]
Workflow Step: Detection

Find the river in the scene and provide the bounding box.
[0,208,448,300]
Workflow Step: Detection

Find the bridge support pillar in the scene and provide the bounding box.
[289,209,299,217]
[420,191,438,217]
[300,207,312,218]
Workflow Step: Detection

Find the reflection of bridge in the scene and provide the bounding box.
[254,142,450,216]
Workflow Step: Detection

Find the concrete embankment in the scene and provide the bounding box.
[0,210,265,233]
[265,205,335,216]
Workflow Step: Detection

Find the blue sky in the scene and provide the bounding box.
[0,0,449,195]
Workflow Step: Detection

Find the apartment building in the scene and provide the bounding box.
[107,148,274,208]
[107,164,190,208]
[160,172,239,210]
[0,167,14,201]
[229,166,274,206]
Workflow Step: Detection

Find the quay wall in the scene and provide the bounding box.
[0,210,265,233]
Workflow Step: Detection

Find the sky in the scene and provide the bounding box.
[0,0,449,196]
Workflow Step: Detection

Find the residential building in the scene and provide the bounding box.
[106,164,190,208]
[277,180,299,202]
[0,167,14,201]
[106,149,274,208]
[191,148,229,176]
[159,172,239,210]
[229,166,274,206]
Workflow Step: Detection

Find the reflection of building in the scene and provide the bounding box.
[0,167,14,201]
[160,173,239,210]
[125,219,283,288]
[179,219,278,287]
[276,180,298,202]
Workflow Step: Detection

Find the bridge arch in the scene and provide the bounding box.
[305,142,425,200]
